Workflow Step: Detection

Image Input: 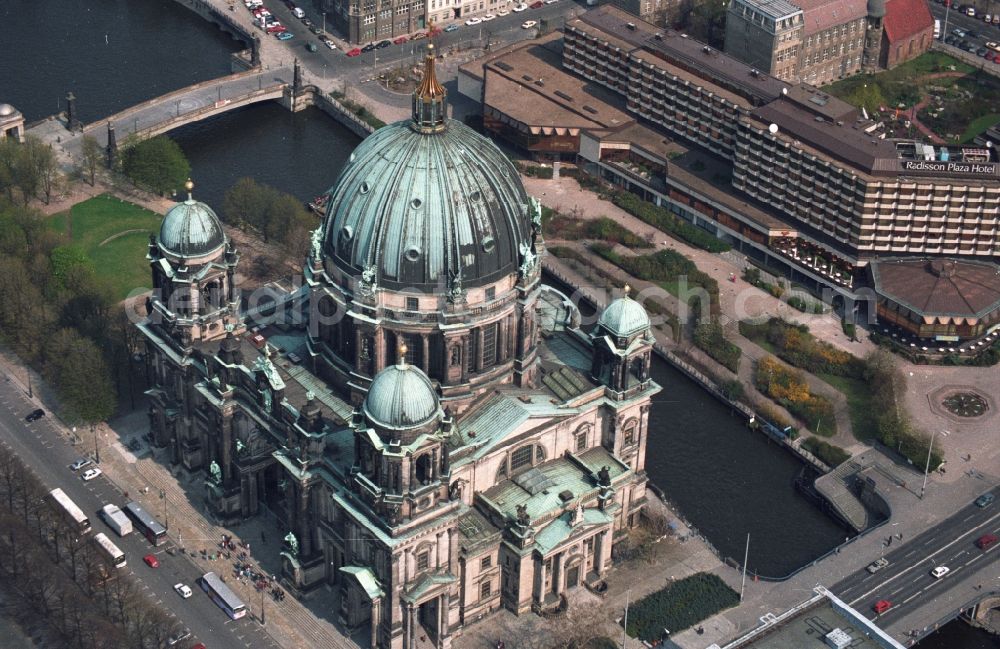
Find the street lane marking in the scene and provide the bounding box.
[849,509,1000,606]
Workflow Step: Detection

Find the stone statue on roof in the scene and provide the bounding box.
[358,264,378,300]
[310,226,323,262]
[598,465,611,487]
[209,460,222,485]
[284,531,299,557]
[518,241,537,279]
[515,503,531,529]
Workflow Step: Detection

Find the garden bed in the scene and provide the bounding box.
[622,573,738,642]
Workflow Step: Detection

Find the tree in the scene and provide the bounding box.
[43,328,117,425]
[80,135,102,186]
[119,136,190,196]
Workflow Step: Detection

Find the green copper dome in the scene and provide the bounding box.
[321,49,533,290]
[159,182,226,258]
[363,361,441,432]
[598,294,650,338]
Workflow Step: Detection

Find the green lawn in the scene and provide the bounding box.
[816,372,878,442]
[49,194,162,300]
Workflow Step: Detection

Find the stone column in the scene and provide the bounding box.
[375,327,386,373]
[422,334,430,375]
[431,449,438,481]
[460,336,470,382]
[535,558,547,604]
[555,552,566,595]
[407,602,416,649]
[498,318,508,362]
[447,528,455,572]
[370,598,380,649]
[354,329,363,372]
[436,531,445,569]
[474,328,484,372]
[298,486,312,556]
[404,547,412,582]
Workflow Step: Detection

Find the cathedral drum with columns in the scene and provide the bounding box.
[137,46,660,649]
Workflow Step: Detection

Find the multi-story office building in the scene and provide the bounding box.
[724,0,929,83]
[724,0,804,82]
[327,0,426,44]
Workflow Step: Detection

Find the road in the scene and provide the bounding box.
[0,375,279,649]
[831,489,1000,633]
[929,1,1000,58]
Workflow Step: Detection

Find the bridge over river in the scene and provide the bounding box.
[37,66,294,165]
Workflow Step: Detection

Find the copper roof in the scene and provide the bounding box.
[871,258,1000,318]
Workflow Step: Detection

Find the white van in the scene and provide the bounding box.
[966,7,976,17]
[934,19,941,39]
[292,7,306,18]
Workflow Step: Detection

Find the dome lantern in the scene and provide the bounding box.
[412,44,447,134]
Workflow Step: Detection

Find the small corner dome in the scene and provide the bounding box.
[867,0,886,18]
[0,104,16,117]
[598,295,650,338]
[158,197,226,258]
[363,363,441,431]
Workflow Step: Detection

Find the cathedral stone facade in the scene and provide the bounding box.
[138,47,659,649]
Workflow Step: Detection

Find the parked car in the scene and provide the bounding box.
[411,31,428,39]
[306,42,318,51]
[482,13,496,20]
[81,468,102,481]
[530,1,544,8]
[346,47,362,56]
[444,23,460,31]
[276,31,294,40]
[975,534,998,550]
[521,20,537,28]
[393,35,408,44]
[497,9,510,15]
[975,492,995,507]
[25,408,45,422]
[512,2,528,10]
[873,599,892,614]
[265,23,286,33]
[952,27,967,37]
[465,17,482,25]
[376,39,392,48]
[988,51,997,61]
[166,628,191,647]
[70,458,93,471]
[987,41,1000,51]
[866,557,889,574]
[930,566,950,578]
[324,39,337,49]
[143,554,160,568]
[361,42,377,52]
[174,583,193,598]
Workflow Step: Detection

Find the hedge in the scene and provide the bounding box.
[801,437,851,467]
[610,191,731,253]
[545,214,653,248]
[623,573,739,642]
[693,322,741,373]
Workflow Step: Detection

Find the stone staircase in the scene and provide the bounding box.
[814,460,869,532]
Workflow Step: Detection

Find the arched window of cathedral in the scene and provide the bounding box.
[574,423,591,452]
[622,418,638,447]
[415,454,433,485]
[510,445,534,473]
[482,322,499,368]
[450,345,461,367]
[203,280,221,309]
[495,458,508,483]
[630,356,646,382]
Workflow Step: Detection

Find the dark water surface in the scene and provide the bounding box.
[2,0,243,124]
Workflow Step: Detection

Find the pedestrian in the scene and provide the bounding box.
[897,533,902,541]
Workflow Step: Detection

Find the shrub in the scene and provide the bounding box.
[544,215,653,248]
[842,321,856,340]
[740,317,864,378]
[720,379,745,401]
[754,356,837,436]
[787,295,825,314]
[609,191,730,253]
[801,437,851,467]
[693,322,741,373]
[623,573,738,642]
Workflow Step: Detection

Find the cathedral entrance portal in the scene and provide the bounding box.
[566,564,579,590]
[418,598,439,645]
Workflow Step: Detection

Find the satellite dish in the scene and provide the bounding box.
[768,123,779,135]
[987,141,994,148]
[782,87,788,95]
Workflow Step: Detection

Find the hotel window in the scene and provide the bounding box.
[417,551,430,571]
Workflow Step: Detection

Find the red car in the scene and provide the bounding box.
[393,35,408,44]
[143,554,160,568]
[873,599,891,614]
[529,1,543,7]
[266,23,286,33]
[976,533,998,550]
[346,47,362,56]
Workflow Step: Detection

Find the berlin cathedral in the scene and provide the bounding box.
[137,47,659,649]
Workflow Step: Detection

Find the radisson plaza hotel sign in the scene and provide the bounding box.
[900,160,1000,177]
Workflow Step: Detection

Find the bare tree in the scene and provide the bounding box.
[81,135,102,186]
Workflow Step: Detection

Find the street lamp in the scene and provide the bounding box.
[159,489,169,530]
[920,430,947,499]
[260,587,266,625]
[92,424,100,463]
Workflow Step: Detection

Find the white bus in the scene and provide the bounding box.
[201,571,247,620]
[93,532,127,568]
[48,488,91,535]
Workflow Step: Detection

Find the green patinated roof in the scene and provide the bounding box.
[534,508,613,556]
[456,508,501,552]
[483,455,609,522]
[576,446,631,481]
[455,392,575,461]
[598,295,650,338]
[402,572,457,603]
[341,566,384,600]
